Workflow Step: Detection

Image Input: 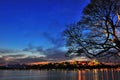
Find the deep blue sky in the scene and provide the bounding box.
[0,0,90,64]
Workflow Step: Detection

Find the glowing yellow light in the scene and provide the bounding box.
[88,59,100,66]
[117,13,120,20]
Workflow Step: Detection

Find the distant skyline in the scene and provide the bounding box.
[0,0,90,65]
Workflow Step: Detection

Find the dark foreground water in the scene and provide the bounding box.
[0,69,120,80]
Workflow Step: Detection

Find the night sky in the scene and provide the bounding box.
[0,0,90,65]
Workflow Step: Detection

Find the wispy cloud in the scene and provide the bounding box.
[0,33,67,65]
[22,42,67,62]
[0,48,17,54]
[42,32,64,48]
[16,56,47,64]
[0,54,47,65]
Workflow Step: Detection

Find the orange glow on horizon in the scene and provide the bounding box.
[28,62,49,65]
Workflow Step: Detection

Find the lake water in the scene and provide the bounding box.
[0,69,119,80]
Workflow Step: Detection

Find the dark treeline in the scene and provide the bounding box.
[0,62,120,70]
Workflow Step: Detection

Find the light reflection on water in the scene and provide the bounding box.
[0,69,119,80]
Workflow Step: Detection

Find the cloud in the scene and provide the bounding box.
[42,32,57,45]
[23,43,44,52]
[23,43,34,52]
[2,54,26,59]
[42,32,64,48]
[17,57,47,64]
[0,55,47,65]
[0,47,48,65]
[36,46,44,52]
[0,48,17,54]
[24,47,67,62]
[0,36,67,65]
[23,44,46,57]
[46,48,67,61]
[22,42,67,62]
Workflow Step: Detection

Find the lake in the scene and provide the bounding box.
[0,69,119,80]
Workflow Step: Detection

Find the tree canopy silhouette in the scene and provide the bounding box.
[63,0,120,58]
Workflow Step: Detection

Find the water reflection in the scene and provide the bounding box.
[0,69,119,80]
[77,69,120,80]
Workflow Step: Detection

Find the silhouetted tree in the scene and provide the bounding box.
[63,0,120,58]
